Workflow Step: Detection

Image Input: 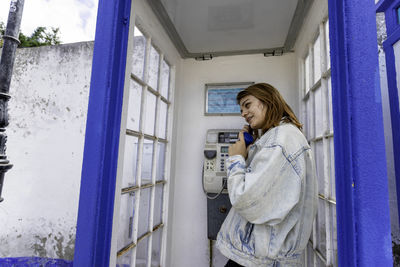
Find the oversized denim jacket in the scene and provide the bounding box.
[216,123,317,267]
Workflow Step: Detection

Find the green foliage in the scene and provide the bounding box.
[18,26,61,47]
[0,21,61,48]
[0,22,4,47]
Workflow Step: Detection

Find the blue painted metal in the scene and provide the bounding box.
[0,257,72,266]
[328,0,393,266]
[73,0,132,266]
[378,0,400,231]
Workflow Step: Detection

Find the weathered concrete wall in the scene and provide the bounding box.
[0,42,93,260]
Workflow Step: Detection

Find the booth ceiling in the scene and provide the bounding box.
[148,0,313,58]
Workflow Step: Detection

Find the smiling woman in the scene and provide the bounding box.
[217,83,317,267]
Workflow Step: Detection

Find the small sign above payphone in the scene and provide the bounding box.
[205,82,253,115]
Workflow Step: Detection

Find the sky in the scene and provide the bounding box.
[0,0,99,43]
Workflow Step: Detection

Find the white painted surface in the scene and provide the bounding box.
[159,0,298,53]
[170,53,298,267]
[293,0,328,58]
[0,42,93,260]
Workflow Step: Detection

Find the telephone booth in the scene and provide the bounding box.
[69,0,393,266]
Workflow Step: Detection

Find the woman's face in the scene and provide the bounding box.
[239,95,267,130]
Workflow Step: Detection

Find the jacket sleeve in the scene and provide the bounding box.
[226,145,301,225]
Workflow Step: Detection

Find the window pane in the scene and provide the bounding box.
[151,228,163,267]
[136,236,149,267]
[138,188,151,238]
[144,91,157,136]
[148,45,160,90]
[132,27,146,79]
[325,20,330,69]
[328,76,333,133]
[305,55,310,93]
[315,141,324,196]
[330,203,338,266]
[307,96,314,139]
[117,192,135,251]
[313,35,321,84]
[158,100,168,139]
[117,251,132,267]
[141,139,154,184]
[160,60,170,99]
[122,135,139,188]
[126,80,142,131]
[317,199,327,259]
[153,184,164,227]
[156,142,166,182]
[329,137,336,201]
[315,86,323,137]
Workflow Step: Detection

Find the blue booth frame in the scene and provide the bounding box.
[73,0,394,266]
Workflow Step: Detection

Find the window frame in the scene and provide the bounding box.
[109,19,175,267]
[300,17,337,267]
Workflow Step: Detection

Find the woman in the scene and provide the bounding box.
[216,83,317,267]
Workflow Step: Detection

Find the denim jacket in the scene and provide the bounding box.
[216,123,317,267]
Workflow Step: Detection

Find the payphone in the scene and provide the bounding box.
[203,129,253,195]
[203,129,243,240]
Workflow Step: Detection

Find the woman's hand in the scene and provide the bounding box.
[229,131,247,158]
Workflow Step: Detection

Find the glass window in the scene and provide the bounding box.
[317,199,327,259]
[313,35,321,84]
[153,184,164,227]
[325,20,331,70]
[158,101,168,139]
[141,139,154,184]
[114,21,173,266]
[144,91,157,136]
[117,251,132,267]
[307,97,314,139]
[301,17,337,267]
[117,192,135,251]
[148,45,160,90]
[330,203,338,266]
[160,60,170,99]
[315,87,323,137]
[305,54,310,93]
[136,236,149,267]
[138,188,151,238]
[122,135,139,188]
[328,77,333,133]
[151,229,163,267]
[126,80,142,131]
[315,141,324,196]
[330,138,336,201]
[132,27,146,79]
[156,142,166,181]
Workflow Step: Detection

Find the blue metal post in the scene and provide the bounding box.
[73,0,132,266]
[328,0,393,266]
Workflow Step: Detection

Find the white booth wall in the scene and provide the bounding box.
[169,53,298,267]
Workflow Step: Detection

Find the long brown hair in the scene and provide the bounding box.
[237,83,302,132]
